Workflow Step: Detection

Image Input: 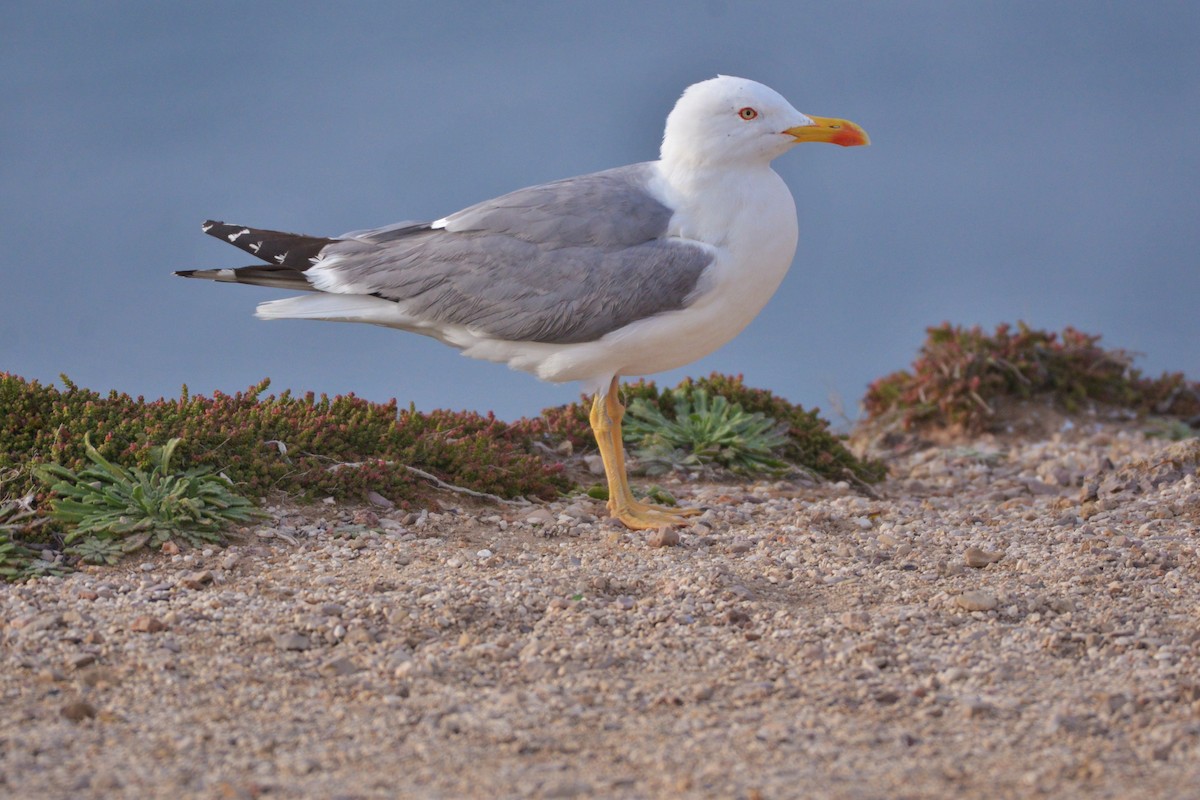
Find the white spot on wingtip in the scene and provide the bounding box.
[217,269,236,279]
[249,241,262,253]
[227,228,250,242]
[430,217,448,230]
[202,222,214,232]
[274,252,288,264]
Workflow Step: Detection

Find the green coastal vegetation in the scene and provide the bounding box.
[2,323,1196,579]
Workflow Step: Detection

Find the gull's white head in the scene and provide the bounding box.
[660,75,869,168]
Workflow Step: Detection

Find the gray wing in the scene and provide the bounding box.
[322,163,714,344]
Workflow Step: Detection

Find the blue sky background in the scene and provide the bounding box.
[3,2,1197,422]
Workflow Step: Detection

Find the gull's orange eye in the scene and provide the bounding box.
[738,107,758,121]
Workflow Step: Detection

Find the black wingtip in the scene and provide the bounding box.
[200,220,229,243]
[199,220,337,268]
[175,270,197,278]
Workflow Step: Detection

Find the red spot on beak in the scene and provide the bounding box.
[830,127,868,147]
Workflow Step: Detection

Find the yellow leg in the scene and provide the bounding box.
[590,377,702,530]
[606,386,701,519]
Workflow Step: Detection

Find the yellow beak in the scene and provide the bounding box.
[785,116,870,147]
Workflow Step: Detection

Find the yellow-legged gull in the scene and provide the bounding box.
[177,75,869,529]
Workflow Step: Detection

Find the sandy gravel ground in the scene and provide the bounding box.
[3,422,1199,799]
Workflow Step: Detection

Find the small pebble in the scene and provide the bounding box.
[321,657,360,677]
[367,490,395,508]
[180,570,214,590]
[647,528,680,547]
[69,653,97,670]
[964,547,1004,568]
[60,701,97,723]
[956,591,999,612]
[130,616,167,633]
[274,633,312,651]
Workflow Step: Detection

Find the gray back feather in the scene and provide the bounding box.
[323,164,713,344]
[440,163,672,247]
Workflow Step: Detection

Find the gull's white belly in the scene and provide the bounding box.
[575,247,792,378]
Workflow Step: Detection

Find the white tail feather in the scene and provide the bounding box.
[255,293,498,354]
[255,294,409,325]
